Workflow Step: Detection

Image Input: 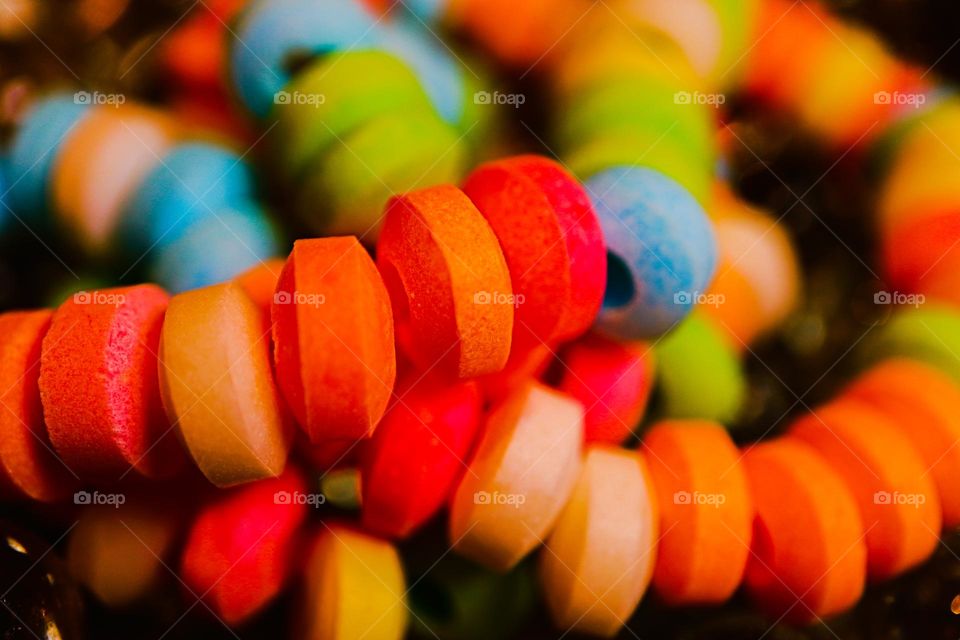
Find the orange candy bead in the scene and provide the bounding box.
[0,310,75,501]
[273,237,396,443]
[643,420,753,606]
[377,185,513,378]
[742,438,867,623]
[790,401,941,580]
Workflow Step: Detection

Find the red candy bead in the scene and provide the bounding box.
[463,155,606,357]
[360,371,483,539]
[39,285,183,480]
[555,332,655,444]
[180,468,309,626]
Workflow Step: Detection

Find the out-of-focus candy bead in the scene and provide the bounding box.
[540,445,658,637]
[450,382,583,571]
[298,523,408,640]
[790,401,941,580]
[643,420,753,605]
[231,0,378,117]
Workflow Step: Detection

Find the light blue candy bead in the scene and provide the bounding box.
[8,93,91,218]
[148,202,282,293]
[121,142,255,252]
[231,0,378,117]
[586,166,717,339]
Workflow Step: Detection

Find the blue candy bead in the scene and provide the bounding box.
[148,202,282,293]
[231,0,378,118]
[8,93,90,218]
[377,19,465,126]
[121,142,255,252]
[586,166,717,339]
[401,0,446,22]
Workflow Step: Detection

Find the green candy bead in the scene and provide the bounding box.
[858,305,960,383]
[566,130,713,204]
[296,110,467,239]
[271,49,433,181]
[654,311,746,424]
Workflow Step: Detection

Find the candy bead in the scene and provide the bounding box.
[181,469,308,625]
[120,141,255,252]
[360,372,482,538]
[742,438,866,622]
[299,523,408,640]
[462,155,606,356]
[231,0,378,117]
[51,104,178,254]
[296,110,466,239]
[585,166,717,339]
[859,305,960,383]
[378,19,465,126]
[159,282,293,487]
[68,497,183,607]
[643,420,753,605]
[843,358,960,527]
[0,310,75,501]
[147,202,282,293]
[273,237,396,443]
[540,445,658,637]
[40,285,181,480]
[882,211,960,306]
[450,382,583,571]
[377,185,513,378]
[555,333,655,445]
[654,311,746,423]
[271,49,433,181]
[7,94,90,217]
[789,401,941,580]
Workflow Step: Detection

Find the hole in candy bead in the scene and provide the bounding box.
[378,258,416,359]
[603,251,635,310]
